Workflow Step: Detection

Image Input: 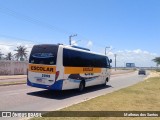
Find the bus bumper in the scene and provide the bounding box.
[27,79,63,90]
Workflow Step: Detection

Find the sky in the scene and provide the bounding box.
[0,0,159,67]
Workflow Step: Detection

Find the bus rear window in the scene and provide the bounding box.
[29,44,58,65]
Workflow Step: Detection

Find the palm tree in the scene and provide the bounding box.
[14,46,28,61]
[0,50,4,60]
[5,52,13,60]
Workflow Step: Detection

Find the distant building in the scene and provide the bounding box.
[126,63,135,68]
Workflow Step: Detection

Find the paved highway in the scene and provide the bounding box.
[0,71,148,119]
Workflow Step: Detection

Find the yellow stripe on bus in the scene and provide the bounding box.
[64,67,101,74]
[28,64,56,74]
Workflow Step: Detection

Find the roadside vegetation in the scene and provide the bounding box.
[0,45,28,61]
[31,71,160,120]
[152,57,160,66]
[153,57,160,72]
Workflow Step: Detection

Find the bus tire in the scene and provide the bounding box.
[104,78,108,86]
[78,80,85,92]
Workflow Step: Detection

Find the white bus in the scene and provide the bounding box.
[27,44,112,91]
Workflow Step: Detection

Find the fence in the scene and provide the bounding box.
[0,60,28,75]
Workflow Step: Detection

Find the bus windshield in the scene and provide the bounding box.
[29,44,58,65]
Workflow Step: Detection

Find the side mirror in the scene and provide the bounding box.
[110,65,112,69]
[109,59,112,63]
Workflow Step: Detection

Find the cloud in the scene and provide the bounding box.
[107,49,158,67]
[86,40,93,47]
[0,38,158,67]
[133,49,142,54]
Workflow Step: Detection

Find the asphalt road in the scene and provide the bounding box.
[0,71,148,119]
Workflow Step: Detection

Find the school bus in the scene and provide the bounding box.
[27,44,112,91]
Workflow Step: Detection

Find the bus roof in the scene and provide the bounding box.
[32,44,109,57]
[61,44,108,57]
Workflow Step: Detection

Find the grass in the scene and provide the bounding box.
[156,69,160,72]
[31,76,160,120]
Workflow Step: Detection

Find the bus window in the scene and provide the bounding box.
[29,45,58,65]
[63,48,107,68]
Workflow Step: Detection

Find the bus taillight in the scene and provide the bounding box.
[55,71,60,81]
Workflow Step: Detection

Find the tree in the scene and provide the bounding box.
[152,57,160,66]
[14,46,28,61]
[5,52,13,60]
[0,50,4,60]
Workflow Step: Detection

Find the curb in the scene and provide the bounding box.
[0,82,26,86]
[0,77,27,80]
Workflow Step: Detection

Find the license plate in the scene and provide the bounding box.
[36,78,43,82]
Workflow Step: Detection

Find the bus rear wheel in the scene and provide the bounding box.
[78,81,85,92]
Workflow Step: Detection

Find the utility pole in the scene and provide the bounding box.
[69,34,77,45]
[114,54,117,71]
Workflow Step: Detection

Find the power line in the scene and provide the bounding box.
[0,43,33,48]
[0,6,72,35]
[0,34,36,44]
[0,6,112,52]
[0,6,104,47]
[0,34,36,48]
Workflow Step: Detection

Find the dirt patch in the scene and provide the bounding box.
[144,71,160,80]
